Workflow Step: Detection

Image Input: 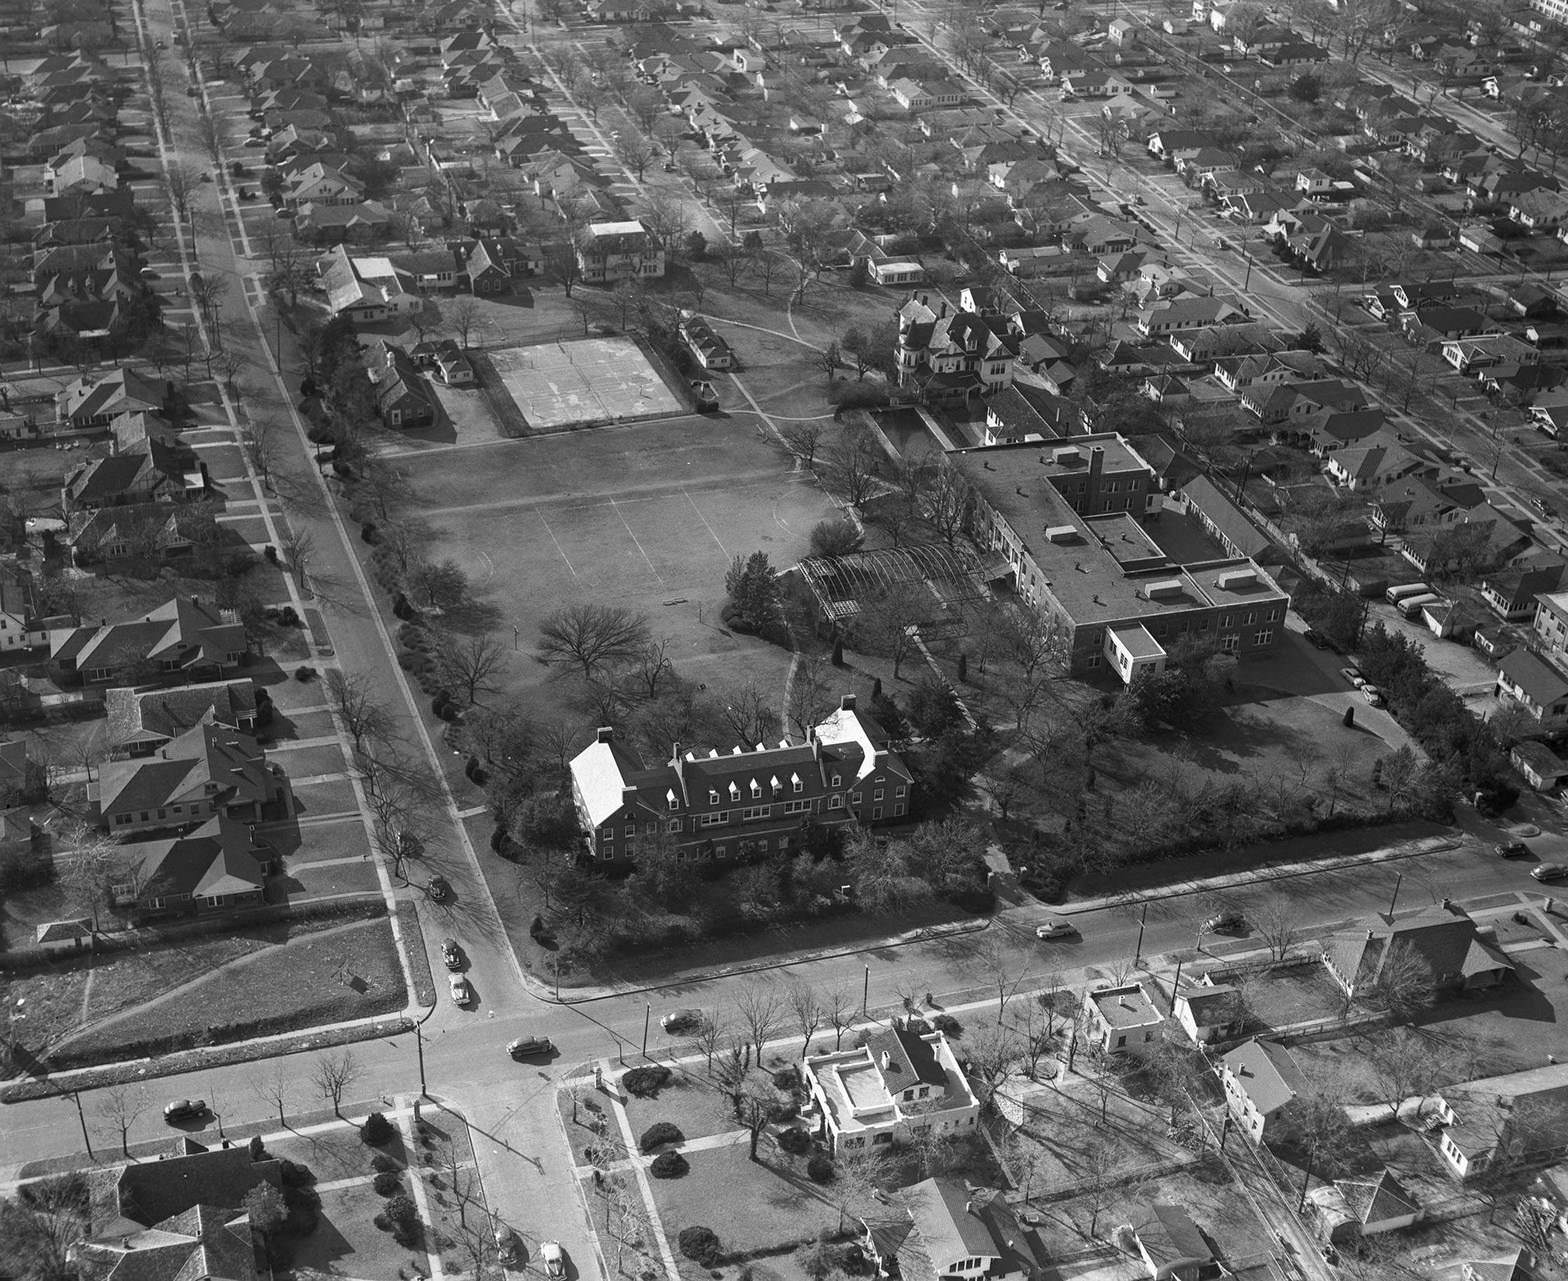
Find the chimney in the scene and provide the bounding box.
[672,740,681,762]
[879,1051,891,1069]
[840,694,856,711]
[596,726,614,743]
[1088,445,1104,505]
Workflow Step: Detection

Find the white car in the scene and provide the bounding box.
[540,1241,565,1277]
[1035,919,1076,940]
[449,974,473,1006]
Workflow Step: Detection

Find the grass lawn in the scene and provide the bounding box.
[1233,961,1347,1032]
[1003,1078,1198,1193]
[50,914,404,1065]
[289,1176,429,1281]
[291,777,361,818]
[619,1068,749,1146]
[269,741,349,779]
[278,862,383,901]
[646,1140,846,1261]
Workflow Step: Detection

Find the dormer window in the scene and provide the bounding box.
[770,775,782,795]
[667,789,679,812]
[832,774,841,786]
[729,781,741,802]
[708,789,720,805]
[791,773,803,793]
[750,779,762,799]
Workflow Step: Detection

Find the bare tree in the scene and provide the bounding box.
[164,162,201,222]
[59,821,133,932]
[785,656,833,740]
[327,669,391,754]
[718,679,780,745]
[446,295,484,348]
[94,1085,148,1158]
[252,1060,291,1126]
[962,1024,1024,1112]
[537,604,651,681]
[691,1016,726,1073]
[612,130,658,182]
[1369,941,1438,1022]
[280,526,314,592]
[438,630,506,706]
[823,987,855,1049]
[778,421,824,469]
[1252,898,1299,961]
[734,981,786,1065]
[311,1050,360,1117]
[1366,1027,1462,1122]
[786,980,822,1055]
[974,936,1028,1025]
[826,425,883,506]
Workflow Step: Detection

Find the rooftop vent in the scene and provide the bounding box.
[1045,525,1079,543]
[1052,446,1083,465]
[1214,568,1257,590]
[1143,578,1184,601]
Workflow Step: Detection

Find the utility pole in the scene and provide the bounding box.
[862,964,870,1017]
[1133,900,1148,967]
[415,1019,428,1097]
[66,1091,93,1159]
[641,1003,650,1057]
[1388,870,1403,917]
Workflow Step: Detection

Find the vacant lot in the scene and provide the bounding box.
[35,912,403,1067]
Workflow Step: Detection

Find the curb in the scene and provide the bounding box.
[527,913,994,1006]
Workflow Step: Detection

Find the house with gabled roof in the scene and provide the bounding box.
[57,368,170,431]
[49,597,250,686]
[1324,903,1514,1002]
[678,316,735,370]
[860,1177,1050,1281]
[1308,1170,1423,1244]
[1219,1037,1307,1143]
[93,721,287,835]
[1125,1204,1219,1280]
[1497,649,1568,735]
[63,438,208,513]
[804,1024,979,1154]
[105,680,262,759]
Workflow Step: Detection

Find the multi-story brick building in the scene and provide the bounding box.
[569,695,912,864]
[575,219,665,284]
[960,437,1290,679]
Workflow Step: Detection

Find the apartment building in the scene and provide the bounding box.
[569,695,912,864]
[575,219,666,284]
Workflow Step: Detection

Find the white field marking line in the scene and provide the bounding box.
[536,508,581,581]
[684,489,729,559]
[609,497,664,584]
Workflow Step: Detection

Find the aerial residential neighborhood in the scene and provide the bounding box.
[13,0,1568,1276]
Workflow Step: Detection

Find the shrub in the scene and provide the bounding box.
[807,1153,835,1183]
[622,1065,672,1098]
[372,1171,402,1196]
[360,1111,395,1146]
[771,1066,801,1092]
[279,1159,315,1188]
[678,1227,723,1267]
[776,1127,811,1155]
[809,514,862,558]
[294,666,316,682]
[373,1212,390,1232]
[650,1150,689,1178]
[371,1153,399,1173]
[931,1014,963,1037]
[639,1121,684,1152]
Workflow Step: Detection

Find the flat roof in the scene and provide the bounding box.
[1110,623,1165,660]
[587,219,648,236]
[1090,983,1161,1029]
[1088,512,1166,568]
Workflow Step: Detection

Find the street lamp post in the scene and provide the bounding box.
[862,964,870,1017]
[415,1019,428,1097]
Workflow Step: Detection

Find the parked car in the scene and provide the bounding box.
[1532,863,1567,882]
[1034,919,1077,939]
[1339,666,1364,688]
[1360,684,1385,706]
[1303,629,1329,649]
[427,875,452,902]
[239,187,256,201]
[507,1035,554,1059]
[540,1242,565,1277]
[1202,910,1245,934]
[163,1099,208,1123]
[441,937,463,969]
[1497,840,1530,859]
[449,974,472,1006]
[660,1008,704,1032]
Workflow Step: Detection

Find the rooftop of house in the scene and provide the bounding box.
[806,1027,976,1134]
[891,1179,1050,1281]
[1499,648,1568,706]
[112,1137,283,1226]
[95,722,276,822]
[1220,1037,1307,1116]
[1326,903,1514,991]
[1087,982,1162,1030]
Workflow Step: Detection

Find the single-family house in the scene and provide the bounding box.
[104,680,263,759]
[49,597,250,686]
[576,219,665,284]
[1496,649,1568,736]
[93,722,288,835]
[859,1178,1050,1281]
[1512,741,1568,791]
[1125,1204,1220,1281]
[803,1025,979,1154]
[678,316,735,370]
[1082,983,1163,1054]
[1307,1171,1424,1245]
[1323,903,1515,1002]
[1433,1063,1568,1178]
[1219,1037,1307,1143]
[1172,980,1245,1045]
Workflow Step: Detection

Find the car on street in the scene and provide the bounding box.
[1360,684,1385,707]
[1533,863,1568,883]
[239,188,255,200]
[1202,910,1245,934]
[540,1241,565,1277]
[507,1035,555,1059]
[441,937,463,969]
[448,974,472,1006]
[660,1008,705,1033]
[1498,840,1531,859]
[1035,919,1076,939]
[163,1099,207,1123]
[1339,666,1364,688]
[1303,629,1329,649]
[427,875,452,902]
